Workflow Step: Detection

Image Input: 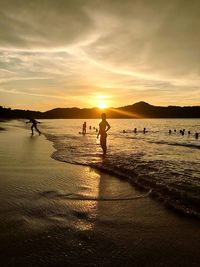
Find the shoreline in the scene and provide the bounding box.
[49,159,200,219]
[45,133,200,219]
[0,120,200,267]
[88,163,200,219]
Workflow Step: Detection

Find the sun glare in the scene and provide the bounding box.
[90,94,111,109]
[97,101,107,109]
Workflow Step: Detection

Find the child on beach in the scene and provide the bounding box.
[97,113,111,155]
[26,118,41,135]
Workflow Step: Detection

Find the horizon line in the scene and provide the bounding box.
[1,101,200,113]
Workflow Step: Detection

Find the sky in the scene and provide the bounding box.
[0,0,200,111]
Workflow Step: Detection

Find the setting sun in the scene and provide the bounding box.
[97,101,107,109]
[90,94,111,109]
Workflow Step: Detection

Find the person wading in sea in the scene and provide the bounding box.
[82,121,87,134]
[26,118,41,135]
[97,113,111,155]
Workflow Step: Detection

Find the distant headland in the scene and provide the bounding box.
[0,101,200,119]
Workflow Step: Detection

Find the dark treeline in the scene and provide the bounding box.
[0,101,200,119]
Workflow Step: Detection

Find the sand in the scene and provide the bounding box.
[0,120,200,267]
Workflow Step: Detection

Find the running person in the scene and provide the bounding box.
[26,118,41,135]
[97,113,111,155]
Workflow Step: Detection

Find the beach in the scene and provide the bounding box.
[0,120,200,267]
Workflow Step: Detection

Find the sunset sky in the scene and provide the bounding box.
[0,0,200,111]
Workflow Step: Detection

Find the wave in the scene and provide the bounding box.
[39,190,150,201]
[45,133,200,219]
[148,140,200,149]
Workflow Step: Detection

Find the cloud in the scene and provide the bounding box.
[0,0,97,50]
[82,0,200,79]
[0,0,200,109]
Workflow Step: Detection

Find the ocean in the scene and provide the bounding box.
[42,118,200,217]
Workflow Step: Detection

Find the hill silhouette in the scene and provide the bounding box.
[0,102,200,119]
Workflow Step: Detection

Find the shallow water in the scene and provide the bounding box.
[40,118,200,216]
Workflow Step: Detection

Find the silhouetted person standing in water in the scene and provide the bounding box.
[26,118,41,135]
[82,122,87,134]
[97,113,111,155]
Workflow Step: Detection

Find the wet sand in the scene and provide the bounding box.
[0,120,200,267]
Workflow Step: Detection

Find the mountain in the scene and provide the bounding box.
[121,101,200,118]
[0,102,200,119]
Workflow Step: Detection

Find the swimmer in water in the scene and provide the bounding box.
[97,113,111,155]
[26,118,41,135]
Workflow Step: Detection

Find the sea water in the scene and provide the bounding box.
[41,119,200,217]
